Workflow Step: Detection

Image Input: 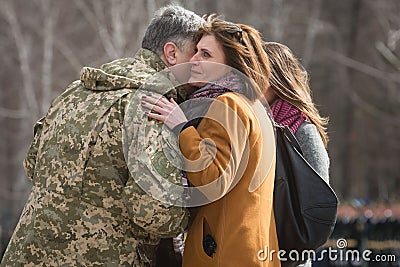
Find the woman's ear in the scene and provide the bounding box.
[162,42,178,66]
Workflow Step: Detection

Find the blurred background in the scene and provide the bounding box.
[0,0,399,265]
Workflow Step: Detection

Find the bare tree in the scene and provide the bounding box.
[372,0,400,72]
[73,0,152,61]
[37,0,59,114]
[302,0,322,68]
[1,0,47,200]
[1,0,39,120]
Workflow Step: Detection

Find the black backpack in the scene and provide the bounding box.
[273,123,338,267]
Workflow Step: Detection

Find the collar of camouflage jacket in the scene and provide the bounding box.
[79,48,179,95]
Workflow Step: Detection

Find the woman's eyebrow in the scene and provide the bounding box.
[200,47,212,54]
[196,43,210,51]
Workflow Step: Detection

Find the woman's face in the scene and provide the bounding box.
[188,34,230,87]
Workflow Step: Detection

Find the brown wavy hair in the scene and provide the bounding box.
[263,42,329,147]
[194,15,271,101]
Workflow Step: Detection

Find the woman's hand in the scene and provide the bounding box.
[141,93,188,130]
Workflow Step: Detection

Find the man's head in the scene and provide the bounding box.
[142,5,203,82]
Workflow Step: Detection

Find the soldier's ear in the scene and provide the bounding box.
[162,42,178,66]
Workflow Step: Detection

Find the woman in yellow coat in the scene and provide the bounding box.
[142,16,281,267]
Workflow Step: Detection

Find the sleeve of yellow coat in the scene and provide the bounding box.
[23,117,45,182]
[178,93,252,199]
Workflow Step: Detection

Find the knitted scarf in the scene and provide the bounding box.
[183,72,246,127]
[189,72,245,100]
[186,74,306,134]
[270,99,307,134]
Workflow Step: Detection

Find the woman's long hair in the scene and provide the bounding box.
[194,15,271,101]
[263,42,329,147]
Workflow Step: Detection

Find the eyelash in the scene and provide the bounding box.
[194,48,211,58]
[202,51,211,58]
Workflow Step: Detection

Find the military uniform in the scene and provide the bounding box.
[1,49,188,266]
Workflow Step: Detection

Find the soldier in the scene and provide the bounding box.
[1,5,203,267]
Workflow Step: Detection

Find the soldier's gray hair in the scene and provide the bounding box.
[142,4,203,55]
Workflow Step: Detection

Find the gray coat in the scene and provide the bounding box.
[295,121,330,183]
[294,121,330,267]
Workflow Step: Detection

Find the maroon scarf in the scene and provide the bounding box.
[270,99,307,134]
[183,72,246,125]
[189,72,245,100]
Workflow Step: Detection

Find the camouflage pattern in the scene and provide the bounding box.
[1,49,188,267]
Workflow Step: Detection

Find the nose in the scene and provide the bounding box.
[190,52,200,64]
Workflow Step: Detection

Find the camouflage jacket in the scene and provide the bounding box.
[1,49,188,267]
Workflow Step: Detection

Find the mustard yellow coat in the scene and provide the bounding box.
[179,93,281,267]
